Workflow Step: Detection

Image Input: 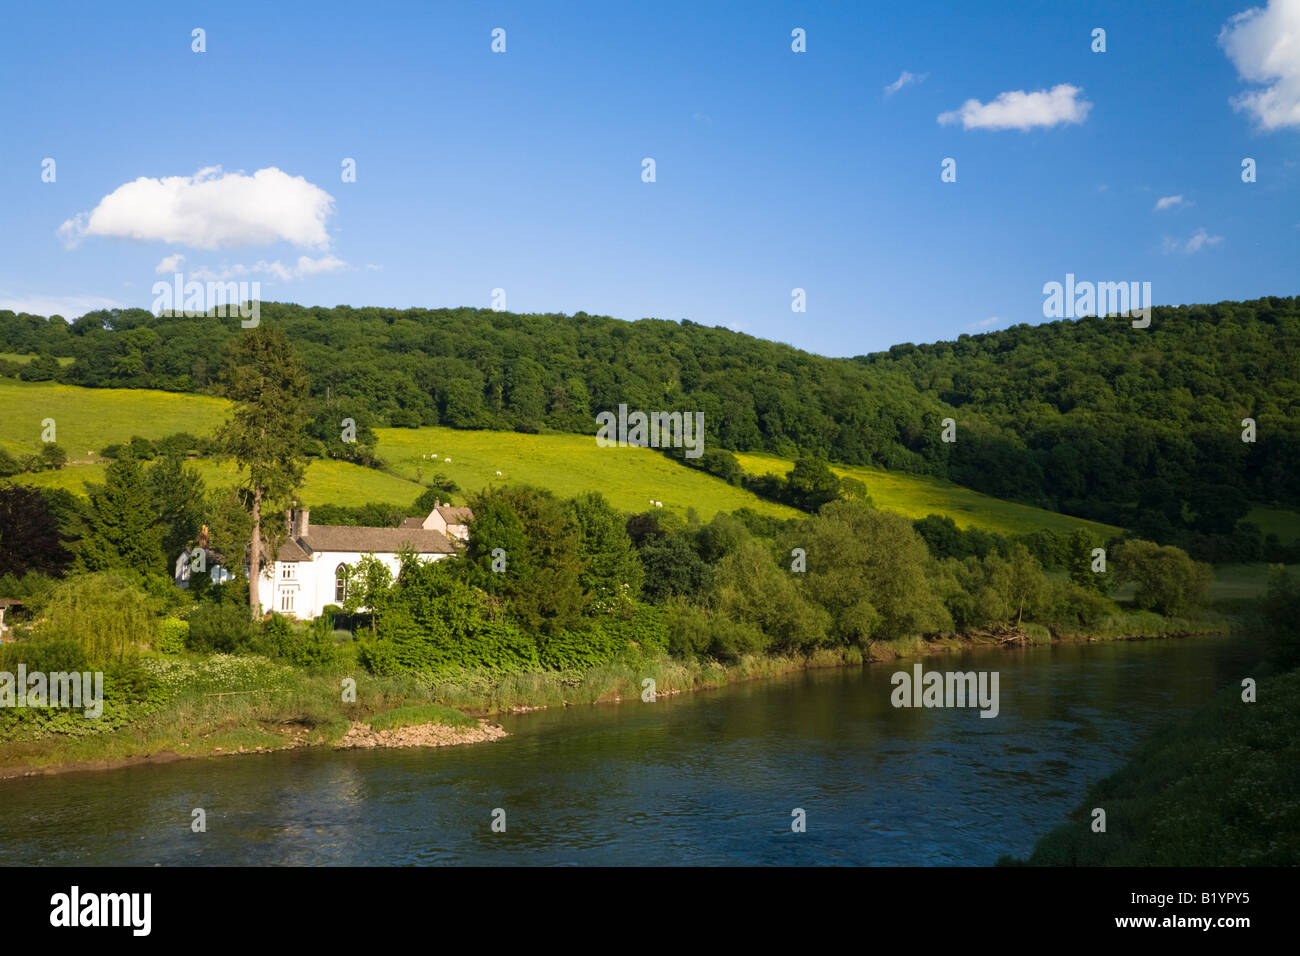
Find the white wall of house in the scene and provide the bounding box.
[256,550,449,621]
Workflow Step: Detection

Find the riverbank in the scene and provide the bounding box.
[0,610,1237,781]
[1008,663,1299,866]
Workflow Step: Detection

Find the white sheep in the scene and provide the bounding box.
[496,470,503,476]
[444,457,451,463]
[655,501,663,508]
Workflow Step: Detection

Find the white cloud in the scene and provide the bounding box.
[1154,194,1191,211]
[0,294,125,318]
[1219,0,1300,130]
[59,166,336,250]
[965,316,1004,332]
[190,255,347,282]
[155,253,186,274]
[884,70,928,96]
[938,83,1092,130]
[1163,227,1225,254]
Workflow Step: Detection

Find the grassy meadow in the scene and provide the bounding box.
[374,425,802,520]
[734,451,1123,539]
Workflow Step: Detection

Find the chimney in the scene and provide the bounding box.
[298,509,310,537]
[434,498,440,508]
[198,524,209,549]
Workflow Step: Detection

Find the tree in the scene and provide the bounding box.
[1112,539,1213,616]
[217,329,310,619]
[467,486,584,635]
[985,544,1048,625]
[570,492,643,606]
[39,572,156,665]
[784,456,840,512]
[800,500,951,643]
[81,455,165,577]
[0,485,72,577]
[38,442,67,470]
[149,455,206,567]
[1066,529,1112,594]
[341,552,394,635]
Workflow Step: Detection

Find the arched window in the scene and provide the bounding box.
[335,564,349,603]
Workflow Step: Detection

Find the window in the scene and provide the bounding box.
[281,563,296,580]
[279,589,295,612]
[335,564,349,603]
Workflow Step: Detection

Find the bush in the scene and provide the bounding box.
[1047,582,1118,629]
[187,603,256,653]
[38,572,157,665]
[1113,539,1213,616]
[156,618,189,654]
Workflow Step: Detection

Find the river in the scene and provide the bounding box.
[0,634,1262,865]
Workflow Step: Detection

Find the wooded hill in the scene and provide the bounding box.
[1,295,1296,537]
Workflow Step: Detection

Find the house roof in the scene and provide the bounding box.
[276,525,458,561]
[398,506,473,529]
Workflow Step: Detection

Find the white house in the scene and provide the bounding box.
[255,506,470,620]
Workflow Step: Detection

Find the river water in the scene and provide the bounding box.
[0,635,1262,865]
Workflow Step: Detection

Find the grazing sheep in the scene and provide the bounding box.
[655,501,663,508]
[444,457,451,463]
[496,470,503,476]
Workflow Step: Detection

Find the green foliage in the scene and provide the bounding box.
[186,602,256,653]
[38,572,156,665]
[467,485,584,636]
[79,456,165,576]
[341,552,394,635]
[1262,566,1300,669]
[156,617,189,654]
[38,442,67,470]
[359,556,538,675]
[261,612,338,666]
[799,500,951,643]
[1113,539,1214,616]
[570,491,643,606]
[216,328,310,616]
[0,484,73,577]
[711,539,829,653]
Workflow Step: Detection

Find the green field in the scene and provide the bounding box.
[0,380,227,462]
[735,451,1122,539]
[374,426,801,520]
[0,353,75,367]
[1247,505,1300,545]
[12,458,428,509]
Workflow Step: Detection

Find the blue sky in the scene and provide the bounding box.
[1,0,1296,357]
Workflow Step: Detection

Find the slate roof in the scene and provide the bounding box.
[276,525,457,561]
[437,505,473,523]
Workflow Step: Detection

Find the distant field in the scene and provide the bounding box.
[13,458,427,509]
[734,452,1123,539]
[1247,506,1300,545]
[0,381,227,461]
[0,353,74,367]
[375,427,801,520]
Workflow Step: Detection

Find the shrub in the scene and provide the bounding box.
[156,618,189,654]
[187,603,256,653]
[38,572,157,665]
